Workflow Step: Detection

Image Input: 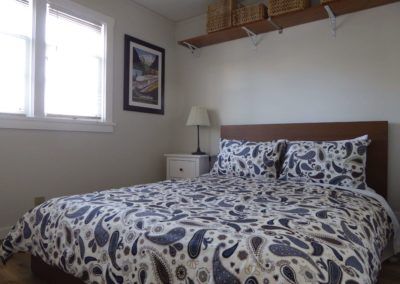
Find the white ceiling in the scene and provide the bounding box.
[131,0,261,22]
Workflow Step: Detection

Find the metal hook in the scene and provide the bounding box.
[268,17,283,34]
[324,5,336,37]
[242,27,260,48]
[182,42,200,57]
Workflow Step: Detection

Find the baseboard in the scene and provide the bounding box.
[0,226,11,239]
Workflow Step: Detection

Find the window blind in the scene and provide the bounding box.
[45,4,105,119]
[16,0,29,5]
[47,4,102,33]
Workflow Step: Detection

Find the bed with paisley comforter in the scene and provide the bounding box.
[1,174,399,284]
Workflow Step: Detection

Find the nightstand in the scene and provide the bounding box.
[165,154,209,179]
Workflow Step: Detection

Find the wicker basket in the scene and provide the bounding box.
[268,0,310,16]
[207,0,238,33]
[233,4,267,26]
[208,0,238,17]
[207,13,232,33]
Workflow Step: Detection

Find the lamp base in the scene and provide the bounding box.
[192,125,206,155]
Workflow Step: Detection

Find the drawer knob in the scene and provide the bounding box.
[179,168,183,172]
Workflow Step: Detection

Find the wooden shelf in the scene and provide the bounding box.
[178,0,399,48]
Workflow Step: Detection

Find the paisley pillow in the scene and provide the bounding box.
[279,136,371,189]
[211,139,286,179]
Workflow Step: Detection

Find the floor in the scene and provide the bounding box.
[0,254,43,284]
[0,253,399,283]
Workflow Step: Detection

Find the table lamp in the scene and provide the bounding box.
[186,106,210,155]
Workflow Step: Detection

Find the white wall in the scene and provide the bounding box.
[174,3,400,213]
[0,0,178,234]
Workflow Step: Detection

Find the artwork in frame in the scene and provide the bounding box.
[124,34,165,114]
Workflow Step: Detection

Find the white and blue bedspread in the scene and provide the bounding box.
[1,175,398,284]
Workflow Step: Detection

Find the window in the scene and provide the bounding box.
[45,5,104,119]
[0,0,114,132]
[0,0,32,114]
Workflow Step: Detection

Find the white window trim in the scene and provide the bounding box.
[0,113,115,132]
[0,0,115,133]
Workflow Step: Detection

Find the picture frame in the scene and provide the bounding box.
[124,34,165,115]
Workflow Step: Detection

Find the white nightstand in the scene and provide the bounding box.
[165,154,209,180]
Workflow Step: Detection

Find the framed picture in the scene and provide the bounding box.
[124,34,165,114]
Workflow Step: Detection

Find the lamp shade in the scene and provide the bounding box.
[186,106,210,126]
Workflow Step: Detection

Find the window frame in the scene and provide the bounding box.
[0,0,115,133]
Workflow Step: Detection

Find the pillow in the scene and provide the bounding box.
[211,139,286,179]
[279,136,371,189]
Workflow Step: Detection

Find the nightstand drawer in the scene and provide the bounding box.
[168,159,196,179]
[165,154,209,180]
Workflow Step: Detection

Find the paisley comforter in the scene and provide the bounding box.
[0,175,397,284]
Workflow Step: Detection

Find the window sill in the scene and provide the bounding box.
[0,115,115,133]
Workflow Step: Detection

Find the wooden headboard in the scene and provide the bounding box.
[221,121,389,198]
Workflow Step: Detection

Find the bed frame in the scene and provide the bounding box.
[31,121,389,283]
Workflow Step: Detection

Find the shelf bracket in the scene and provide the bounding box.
[268,17,283,34]
[324,5,336,37]
[242,26,260,48]
[182,42,200,57]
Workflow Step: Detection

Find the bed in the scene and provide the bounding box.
[1,121,399,284]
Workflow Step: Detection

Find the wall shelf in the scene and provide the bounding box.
[178,0,399,49]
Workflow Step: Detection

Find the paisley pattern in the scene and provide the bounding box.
[211,139,286,179]
[280,137,370,189]
[0,175,393,284]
